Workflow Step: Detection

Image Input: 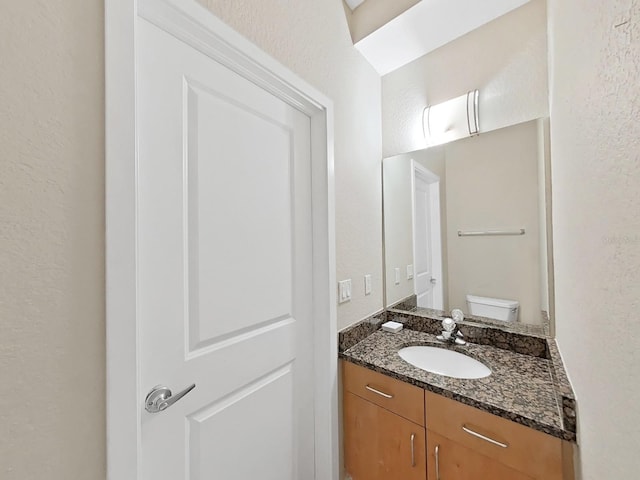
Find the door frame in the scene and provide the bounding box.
[105,1,337,478]
[410,160,444,310]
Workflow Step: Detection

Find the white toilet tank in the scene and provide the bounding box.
[466,295,519,322]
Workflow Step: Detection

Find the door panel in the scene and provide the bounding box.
[137,18,313,480]
[184,78,294,350]
[188,365,294,480]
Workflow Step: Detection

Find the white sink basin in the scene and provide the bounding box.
[398,346,491,379]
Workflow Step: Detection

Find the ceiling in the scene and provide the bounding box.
[344,0,367,10]
[354,0,531,75]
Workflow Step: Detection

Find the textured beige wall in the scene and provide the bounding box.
[382,0,549,157]
[199,0,383,331]
[549,0,640,478]
[445,121,542,324]
[0,0,106,479]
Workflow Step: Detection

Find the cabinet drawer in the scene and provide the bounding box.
[342,361,424,426]
[425,392,562,480]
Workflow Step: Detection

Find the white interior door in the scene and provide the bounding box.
[413,165,443,310]
[137,17,314,479]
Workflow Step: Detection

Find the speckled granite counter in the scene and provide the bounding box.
[340,328,577,442]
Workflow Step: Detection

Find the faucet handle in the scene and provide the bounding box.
[442,317,456,332]
[451,309,465,323]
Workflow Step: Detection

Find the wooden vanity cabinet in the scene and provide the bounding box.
[425,392,567,480]
[342,361,574,480]
[342,361,426,480]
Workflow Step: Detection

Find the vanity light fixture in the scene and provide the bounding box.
[423,90,479,146]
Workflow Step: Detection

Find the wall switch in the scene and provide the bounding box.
[364,275,372,295]
[394,268,400,285]
[338,279,352,303]
[407,264,414,280]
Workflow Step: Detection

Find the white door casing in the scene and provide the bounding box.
[411,161,443,310]
[105,1,337,479]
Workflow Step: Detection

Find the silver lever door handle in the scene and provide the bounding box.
[145,383,196,413]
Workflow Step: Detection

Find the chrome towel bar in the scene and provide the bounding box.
[457,228,525,237]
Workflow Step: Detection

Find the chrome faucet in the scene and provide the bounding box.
[437,309,466,345]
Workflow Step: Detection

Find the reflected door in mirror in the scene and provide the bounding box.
[413,164,443,310]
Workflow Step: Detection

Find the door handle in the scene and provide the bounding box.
[145,383,196,413]
[430,277,437,284]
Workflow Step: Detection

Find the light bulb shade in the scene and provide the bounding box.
[423,90,479,146]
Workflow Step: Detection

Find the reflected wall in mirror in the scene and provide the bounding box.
[383,119,553,333]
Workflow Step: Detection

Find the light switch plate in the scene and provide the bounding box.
[407,264,414,280]
[394,268,400,285]
[364,275,372,295]
[338,279,352,303]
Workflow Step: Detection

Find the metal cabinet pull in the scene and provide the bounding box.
[462,424,509,448]
[364,384,393,399]
[145,383,196,413]
[410,433,416,467]
[435,444,440,480]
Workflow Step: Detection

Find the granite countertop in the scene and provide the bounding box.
[340,328,576,442]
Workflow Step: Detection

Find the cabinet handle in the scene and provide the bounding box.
[410,433,416,467]
[462,424,509,448]
[435,444,440,480]
[364,384,393,399]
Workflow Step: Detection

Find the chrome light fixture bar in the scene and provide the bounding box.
[423,90,479,146]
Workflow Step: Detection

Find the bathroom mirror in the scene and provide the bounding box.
[383,118,554,336]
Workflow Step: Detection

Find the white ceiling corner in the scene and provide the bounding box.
[354,0,532,76]
[344,0,367,11]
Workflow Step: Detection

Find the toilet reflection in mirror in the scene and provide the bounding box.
[383,118,554,335]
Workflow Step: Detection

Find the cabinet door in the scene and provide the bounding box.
[425,392,563,479]
[427,431,534,480]
[344,392,426,480]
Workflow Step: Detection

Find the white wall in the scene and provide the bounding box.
[199,0,383,330]
[549,1,640,478]
[382,0,549,157]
